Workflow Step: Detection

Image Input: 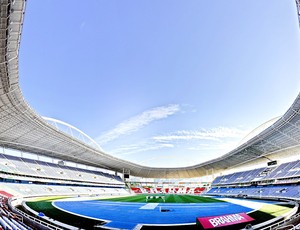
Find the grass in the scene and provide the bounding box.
[248,204,293,225]
[99,194,225,203]
[25,198,104,229]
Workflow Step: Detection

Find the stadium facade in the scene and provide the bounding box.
[0,0,300,179]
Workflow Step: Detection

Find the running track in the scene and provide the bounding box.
[53,198,274,229]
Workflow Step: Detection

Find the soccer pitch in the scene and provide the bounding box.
[99,194,225,203]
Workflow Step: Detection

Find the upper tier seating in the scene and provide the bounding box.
[264,160,300,180]
[0,154,123,185]
[212,159,300,185]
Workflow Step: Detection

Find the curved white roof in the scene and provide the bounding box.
[42,116,103,151]
[0,0,300,178]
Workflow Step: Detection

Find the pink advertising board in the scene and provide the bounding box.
[197,212,254,229]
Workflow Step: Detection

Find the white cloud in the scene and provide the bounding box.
[188,140,240,152]
[106,127,247,159]
[96,104,180,145]
[153,127,248,143]
[80,21,86,31]
[110,142,174,156]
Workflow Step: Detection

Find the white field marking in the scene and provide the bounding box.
[218,198,265,210]
[140,203,159,209]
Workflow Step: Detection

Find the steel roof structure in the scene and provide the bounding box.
[0,0,300,178]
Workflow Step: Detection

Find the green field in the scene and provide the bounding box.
[100,194,225,203]
[25,197,104,229]
[248,203,294,225]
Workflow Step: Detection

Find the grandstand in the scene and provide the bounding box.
[211,160,300,186]
[207,159,300,198]
[0,152,123,185]
[0,0,299,229]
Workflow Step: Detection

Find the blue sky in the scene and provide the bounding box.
[19,0,300,167]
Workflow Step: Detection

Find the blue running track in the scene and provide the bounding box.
[53,199,266,229]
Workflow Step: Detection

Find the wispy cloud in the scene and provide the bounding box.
[153,127,248,143]
[96,104,180,145]
[110,142,174,156]
[188,140,240,152]
[105,127,248,158]
[80,21,86,31]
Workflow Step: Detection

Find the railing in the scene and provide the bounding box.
[8,198,64,230]
[15,208,64,230]
[258,211,300,230]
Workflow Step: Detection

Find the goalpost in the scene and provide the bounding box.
[146,195,165,202]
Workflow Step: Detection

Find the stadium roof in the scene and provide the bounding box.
[0,0,300,178]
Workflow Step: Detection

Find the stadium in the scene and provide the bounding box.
[1,0,300,229]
